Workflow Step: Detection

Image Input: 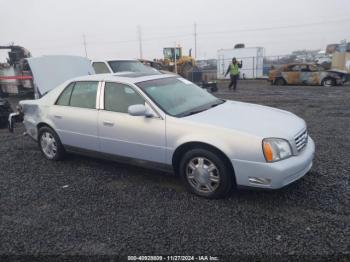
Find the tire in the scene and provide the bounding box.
[274,78,286,86]
[179,148,234,199]
[322,78,336,87]
[38,126,65,160]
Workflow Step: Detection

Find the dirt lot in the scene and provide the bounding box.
[0,80,349,259]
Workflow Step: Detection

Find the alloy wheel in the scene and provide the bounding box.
[186,157,220,193]
[40,132,58,159]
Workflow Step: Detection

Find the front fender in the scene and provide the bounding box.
[165,118,264,165]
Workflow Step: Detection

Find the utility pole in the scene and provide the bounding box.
[174,42,177,74]
[138,26,143,59]
[83,34,88,57]
[194,22,197,59]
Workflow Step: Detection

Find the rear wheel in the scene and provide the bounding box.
[38,126,65,160]
[179,148,234,198]
[274,78,286,86]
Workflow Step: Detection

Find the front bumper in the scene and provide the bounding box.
[232,137,315,189]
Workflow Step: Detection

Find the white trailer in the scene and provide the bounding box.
[217,47,265,79]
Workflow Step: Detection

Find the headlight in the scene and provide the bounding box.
[262,138,292,162]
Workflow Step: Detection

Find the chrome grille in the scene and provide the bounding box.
[294,129,308,152]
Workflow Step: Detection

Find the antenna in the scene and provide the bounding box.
[138,26,143,59]
[194,22,197,59]
[83,34,88,57]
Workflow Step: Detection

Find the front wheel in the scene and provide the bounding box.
[322,78,336,87]
[38,126,65,160]
[179,148,234,198]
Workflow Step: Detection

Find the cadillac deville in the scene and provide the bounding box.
[9,57,315,198]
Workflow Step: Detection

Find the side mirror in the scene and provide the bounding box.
[128,104,154,117]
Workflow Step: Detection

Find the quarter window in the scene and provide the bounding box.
[56,82,74,106]
[92,62,111,74]
[70,81,98,109]
[104,82,144,113]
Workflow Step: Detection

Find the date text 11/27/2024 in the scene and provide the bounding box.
[127,256,219,261]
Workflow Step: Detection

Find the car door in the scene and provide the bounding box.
[299,64,312,85]
[285,65,301,84]
[49,81,100,151]
[307,65,321,85]
[98,81,166,163]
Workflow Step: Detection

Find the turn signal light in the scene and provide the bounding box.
[263,142,273,162]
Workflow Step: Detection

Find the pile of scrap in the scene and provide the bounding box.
[0,45,33,95]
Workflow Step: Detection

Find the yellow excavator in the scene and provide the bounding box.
[161,47,198,79]
[149,47,217,92]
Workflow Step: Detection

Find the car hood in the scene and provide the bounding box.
[27,55,95,97]
[185,100,306,139]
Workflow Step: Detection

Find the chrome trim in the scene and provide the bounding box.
[294,129,308,153]
[99,81,105,110]
[248,177,271,185]
[8,112,21,133]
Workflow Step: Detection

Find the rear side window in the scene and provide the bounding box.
[92,62,110,74]
[56,83,74,106]
[104,82,144,113]
[70,82,98,109]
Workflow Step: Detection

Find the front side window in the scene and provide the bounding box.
[136,77,223,117]
[92,62,111,74]
[104,82,144,113]
[69,81,98,109]
[291,65,301,72]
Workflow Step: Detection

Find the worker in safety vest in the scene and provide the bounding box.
[225,58,243,90]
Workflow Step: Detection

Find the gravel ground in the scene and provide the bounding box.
[0,80,349,260]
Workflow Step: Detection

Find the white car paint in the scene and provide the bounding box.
[16,72,315,193]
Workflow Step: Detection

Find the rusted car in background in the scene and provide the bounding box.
[269,63,347,87]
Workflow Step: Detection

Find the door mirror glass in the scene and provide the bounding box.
[128,104,154,117]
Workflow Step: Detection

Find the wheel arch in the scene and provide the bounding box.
[37,122,55,131]
[321,76,336,86]
[274,77,287,85]
[172,141,236,182]
[36,122,58,139]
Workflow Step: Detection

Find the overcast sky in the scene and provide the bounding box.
[1,0,349,61]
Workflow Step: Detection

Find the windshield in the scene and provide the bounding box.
[137,77,224,117]
[108,60,161,74]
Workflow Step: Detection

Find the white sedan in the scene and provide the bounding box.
[10,72,315,198]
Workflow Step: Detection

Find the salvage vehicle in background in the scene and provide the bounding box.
[92,59,161,75]
[9,64,315,198]
[269,63,347,87]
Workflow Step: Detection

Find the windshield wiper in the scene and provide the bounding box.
[182,108,208,117]
[210,99,225,108]
[179,100,225,117]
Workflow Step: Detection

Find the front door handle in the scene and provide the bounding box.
[54,115,63,119]
[103,121,114,127]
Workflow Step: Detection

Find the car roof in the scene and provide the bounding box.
[286,63,317,67]
[69,72,177,84]
[92,58,140,62]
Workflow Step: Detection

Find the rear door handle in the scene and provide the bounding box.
[54,115,63,119]
[103,121,114,127]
